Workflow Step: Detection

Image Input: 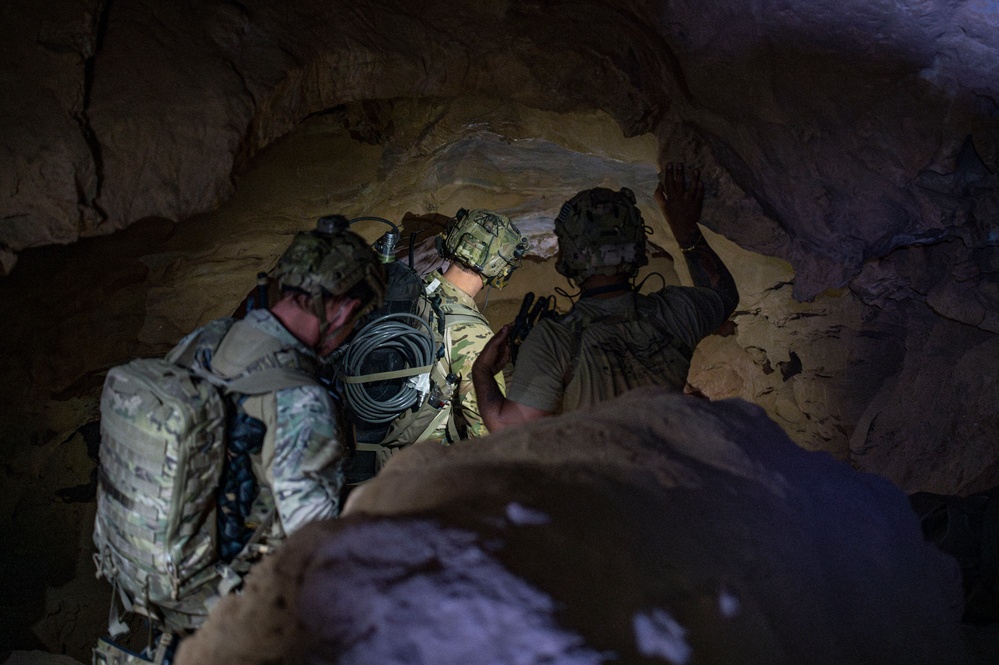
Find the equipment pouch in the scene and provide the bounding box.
[93,633,175,665]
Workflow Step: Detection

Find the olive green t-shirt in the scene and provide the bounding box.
[506,287,727,413]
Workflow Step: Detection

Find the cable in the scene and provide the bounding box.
[335,313,436,424]
[348,216,399,234]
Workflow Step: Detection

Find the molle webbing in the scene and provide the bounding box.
[95,316,321,636]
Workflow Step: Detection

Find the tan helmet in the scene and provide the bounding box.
[274,215,387,322]
[554,187,648,282]
[436,208,529,288]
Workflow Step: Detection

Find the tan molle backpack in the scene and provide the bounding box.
[93,318,319,640]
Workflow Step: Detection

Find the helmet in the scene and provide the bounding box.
[553,187,648,282]
[274,215,387,317]
[435,209,528,288]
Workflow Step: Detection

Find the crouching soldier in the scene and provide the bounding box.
[92,217,385,662]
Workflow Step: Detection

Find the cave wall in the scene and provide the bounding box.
[2,2,999,657]
[1,0,998,496]
[3,0,997,297]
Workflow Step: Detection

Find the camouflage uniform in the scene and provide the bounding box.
[180,309,346,556]
[424,272,504,441]
[506,287,728,413]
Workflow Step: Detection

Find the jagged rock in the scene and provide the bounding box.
[0,0,102,250]
[3,0,998,302]
[851,315,999,495]
[176,389,969,665]
[1,1,998,658]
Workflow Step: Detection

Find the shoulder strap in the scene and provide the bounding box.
[165,318,237,368]
[439,300,488,328]
[225,364,319,395]
[178,318,320,395]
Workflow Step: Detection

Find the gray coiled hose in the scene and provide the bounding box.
[336,313,436,424]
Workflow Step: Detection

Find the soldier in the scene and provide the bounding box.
[471,163,739,430]
[170,219,386,571]
[419,208,528,441]
[92,218,386,660]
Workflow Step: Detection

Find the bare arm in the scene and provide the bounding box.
[656,163,739,317]
[471,324,552,432]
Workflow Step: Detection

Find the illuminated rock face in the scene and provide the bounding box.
[0,1,997,659]
[2,0,997,298]
[2,0,997,479]
[176,389,969,665]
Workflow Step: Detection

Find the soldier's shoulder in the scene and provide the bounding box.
[275,383,335,416]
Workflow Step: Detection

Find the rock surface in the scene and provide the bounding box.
[2,0,997,493]
[2,1,999,655]
[3,0,998,302]
[176,389,969,665]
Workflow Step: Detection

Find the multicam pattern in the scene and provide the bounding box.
[270,385,343,532]
[94,310,344,632]
[272,228,386,305]
[230,310,345,539]
[428,275,504,441]
[94,357,231,632]
[436,209,528,288]
[446,319,501,438]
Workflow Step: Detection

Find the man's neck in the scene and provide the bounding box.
[270,295,320,349]
[441,262,485,298]
[579,273,632,299]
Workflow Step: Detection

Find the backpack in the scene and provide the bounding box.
[93,317,321,637]
[327,262,486,481]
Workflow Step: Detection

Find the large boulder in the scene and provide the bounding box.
[176,388,969,665]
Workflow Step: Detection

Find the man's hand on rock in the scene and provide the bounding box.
[655,162,704,248]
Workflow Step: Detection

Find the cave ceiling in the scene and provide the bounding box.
[1,1,998,499]
[2,2,999,659]
[2,0,996,300]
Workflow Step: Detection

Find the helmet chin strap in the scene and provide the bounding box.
[309,287,343,358]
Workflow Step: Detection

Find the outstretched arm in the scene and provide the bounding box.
[656,163,739,317]
[472,324,552,432]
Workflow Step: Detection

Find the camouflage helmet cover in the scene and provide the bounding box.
[554,187,648,282]
[436,208,529,288]
[274,217,387,315]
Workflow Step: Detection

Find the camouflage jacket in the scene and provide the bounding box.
[190,310,346,547]
[425,272,504,441]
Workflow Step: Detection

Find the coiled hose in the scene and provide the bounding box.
[336,313,436,424]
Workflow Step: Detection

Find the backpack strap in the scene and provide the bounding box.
[439,300,489,328]
[165,318,238,368]
[178,318,321,395]
[341,363,433,384]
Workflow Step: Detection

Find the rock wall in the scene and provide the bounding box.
[3,2,996,484]
[3,0,997,298]
[2,0,999,656]
[176,390,970,665]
